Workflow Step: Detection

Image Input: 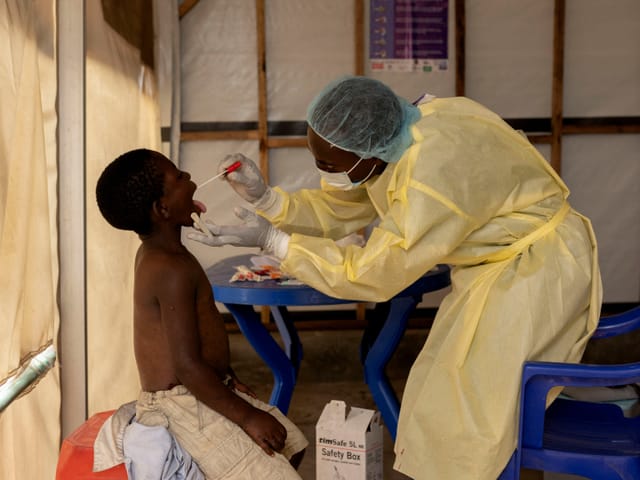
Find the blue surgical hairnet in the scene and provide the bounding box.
[306,76,421,164]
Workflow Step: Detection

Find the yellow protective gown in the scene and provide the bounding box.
[259,97,602,479]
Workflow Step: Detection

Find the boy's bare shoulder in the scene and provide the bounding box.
[135,244,201,287]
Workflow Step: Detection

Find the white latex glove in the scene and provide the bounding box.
[187,207,290,258]
[220,154,275,209]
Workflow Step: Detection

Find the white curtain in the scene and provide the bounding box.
[0,1,60,479]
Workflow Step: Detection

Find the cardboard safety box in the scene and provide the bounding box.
[315,400,383,480]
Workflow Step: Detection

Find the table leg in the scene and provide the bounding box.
[360,301,391,363]
[363,294,420,440]
[270,306,303,377]
[225,303,296,414]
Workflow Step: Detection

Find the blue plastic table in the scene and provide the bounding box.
[206,254,450,439]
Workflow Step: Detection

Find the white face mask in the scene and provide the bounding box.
[316,157,377,190]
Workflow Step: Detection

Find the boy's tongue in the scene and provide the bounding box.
[193,200,207,214]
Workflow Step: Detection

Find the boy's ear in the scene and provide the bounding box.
[152,199,170,220]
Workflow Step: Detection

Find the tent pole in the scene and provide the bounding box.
[57,0,87,440]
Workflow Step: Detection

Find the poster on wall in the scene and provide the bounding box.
[370,0,449,73]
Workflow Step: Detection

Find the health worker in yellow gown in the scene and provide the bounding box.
[188,76,602,480]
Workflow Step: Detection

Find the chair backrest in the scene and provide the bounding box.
[520,359,640,450]
[591,306,640,339]
[512,306,640,477]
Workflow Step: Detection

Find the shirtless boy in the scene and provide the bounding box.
[95,148,307,479]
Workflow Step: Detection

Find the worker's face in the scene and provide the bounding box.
[307,126,386,184]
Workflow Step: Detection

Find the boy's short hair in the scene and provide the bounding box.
[96,148,165,235]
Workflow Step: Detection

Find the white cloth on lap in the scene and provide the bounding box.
[93,401,204,479]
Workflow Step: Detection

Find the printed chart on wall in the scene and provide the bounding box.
[370,0,449,73]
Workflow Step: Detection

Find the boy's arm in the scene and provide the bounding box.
[154,256,286,455]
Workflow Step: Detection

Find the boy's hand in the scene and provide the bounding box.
[242,409,287,456]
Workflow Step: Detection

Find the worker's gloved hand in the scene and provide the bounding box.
[187,207,290,258]
[220,154,275,209]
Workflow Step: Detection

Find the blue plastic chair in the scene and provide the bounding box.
[499,306,640,480]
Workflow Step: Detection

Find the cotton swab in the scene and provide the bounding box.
[192,160,241,238]
[196,160,242,190]
[191,212,214,239]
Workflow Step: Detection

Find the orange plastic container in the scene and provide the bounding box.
[56,410,127,479]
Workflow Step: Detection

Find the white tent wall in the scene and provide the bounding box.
[177,0,639,307]
[0,1,60,479]
[562,0,640,303]
[84,0,162,419]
